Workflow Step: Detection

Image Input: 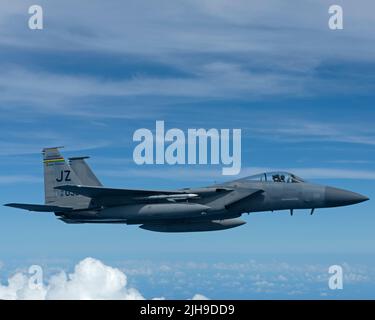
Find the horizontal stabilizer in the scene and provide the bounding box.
[4,203,73,212]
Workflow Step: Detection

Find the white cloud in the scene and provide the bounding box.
[191,294,209,300]
[254,280,275,293]
[2,258,369,299]
[0,257,208,300]
[277,275,288,282]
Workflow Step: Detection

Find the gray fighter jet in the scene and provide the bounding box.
[5,147,369,232]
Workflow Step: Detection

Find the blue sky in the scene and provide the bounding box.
[0,0,374,299]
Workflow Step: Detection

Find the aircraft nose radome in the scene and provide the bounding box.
[325,187,369,207]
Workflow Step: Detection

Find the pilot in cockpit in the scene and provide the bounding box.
[272,173,286,183]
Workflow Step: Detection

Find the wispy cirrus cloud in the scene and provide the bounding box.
[0,0,375,120]
[0,64,309,116]
[96,165,375,183]
[246,119,375,146]
[0,175,42,184]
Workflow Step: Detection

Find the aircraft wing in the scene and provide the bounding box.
[224,188,264,209]
[4,203,73,212]
[55,185,187,198]
[55,185,234,206]
[55,185,197,206]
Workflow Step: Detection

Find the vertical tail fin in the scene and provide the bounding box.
[43,147,90,209]
[68,157,102,187]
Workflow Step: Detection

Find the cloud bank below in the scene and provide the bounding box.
[0,257,208,300]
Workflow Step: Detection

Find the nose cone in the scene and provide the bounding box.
[325,187,369,207]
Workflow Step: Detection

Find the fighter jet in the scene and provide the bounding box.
[5,147,369,232]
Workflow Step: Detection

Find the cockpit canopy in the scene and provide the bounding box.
[244,172,305,183]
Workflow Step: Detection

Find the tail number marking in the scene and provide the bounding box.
[56,170,71,182]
